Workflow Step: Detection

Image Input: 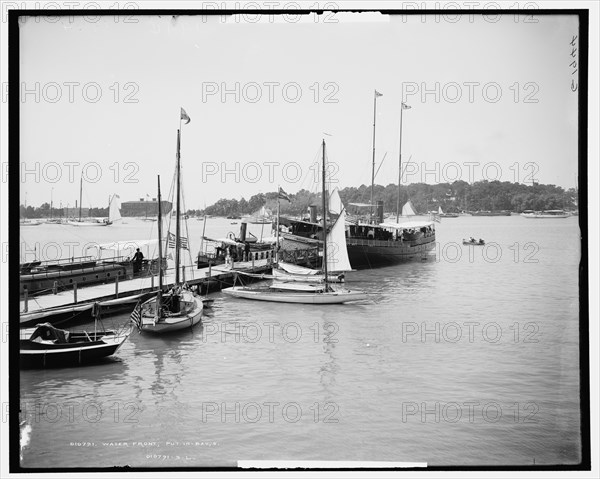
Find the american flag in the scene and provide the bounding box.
[167,232,189,250]
[278,187,291,202]
[130,301,142,331]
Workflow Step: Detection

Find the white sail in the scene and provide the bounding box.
[438,206,443,215]
[109,194,122,222]
[326,209,352,272]
[328,187,343,215]
[402,200,417,216]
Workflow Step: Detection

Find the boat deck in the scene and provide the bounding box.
[20,258,272,314]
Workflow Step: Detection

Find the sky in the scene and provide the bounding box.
[17,9,581,209]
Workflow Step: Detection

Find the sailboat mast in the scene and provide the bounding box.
[396,105,404,223]
[175,129,182,284]
[276,187,280,264]
[370,91,377,222]
[157,175,163,310]
[78,174,83,221]
[321,140,328,286]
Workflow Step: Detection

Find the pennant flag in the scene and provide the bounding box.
[130,301,142,331]
[167,232,189,250]
[180,107,191,124]
[402,102,411,109]
[278,187,291,202]
[375,90,383,97]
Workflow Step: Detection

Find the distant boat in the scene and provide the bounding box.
[19,219,42,226]
[463,238,485,246]
[68,182,121,226]
[521,209,571,218]
[469,210,511,216]
[438,206,459,218]
[242,206,272,224]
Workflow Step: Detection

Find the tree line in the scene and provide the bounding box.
[21,180,578,219]
[193,180,578,217]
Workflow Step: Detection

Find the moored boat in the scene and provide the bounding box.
[20,322,130,368]
[222,139,367,305]
[131,110,203,334]
[521,209,571,218]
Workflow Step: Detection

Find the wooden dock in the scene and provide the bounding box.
[20,258,272,314]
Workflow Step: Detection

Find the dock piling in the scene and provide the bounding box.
[73,282,78,304]
[52,281,57,295]
[23,288,28,313]
[115,274,119,298]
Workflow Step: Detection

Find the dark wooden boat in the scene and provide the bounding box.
[20,322,131,369]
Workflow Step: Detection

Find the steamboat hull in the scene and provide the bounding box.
[346,237,436,269]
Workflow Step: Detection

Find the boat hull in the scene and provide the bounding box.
[20,331,129,368]
[222,287,367,304]
[521,213,571,218]
[345,236,436,269]
[140,295,203,334]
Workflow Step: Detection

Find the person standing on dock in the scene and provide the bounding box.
[132,248,144,275]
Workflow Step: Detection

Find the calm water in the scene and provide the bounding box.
[18,216,582,467]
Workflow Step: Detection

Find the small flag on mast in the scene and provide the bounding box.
[375,90,383,97]
[278,187,291,202]
[402,102,411,109]
[180,107,191,124]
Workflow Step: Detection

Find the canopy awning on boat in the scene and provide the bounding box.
[378,220,434,229]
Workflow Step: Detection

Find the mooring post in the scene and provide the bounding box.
[52,281,57,295]
[23,287,28,313]
[73,282,78,304]
[115,274,119,298]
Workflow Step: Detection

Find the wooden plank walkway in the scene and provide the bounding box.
[21,259,272,314]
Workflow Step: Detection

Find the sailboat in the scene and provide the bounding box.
[67,177,121,226]
[438,205,458,218]
[133,115,203,333]
[222,140,367,304]
[273,187,348,284]
[242,205,272,224]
